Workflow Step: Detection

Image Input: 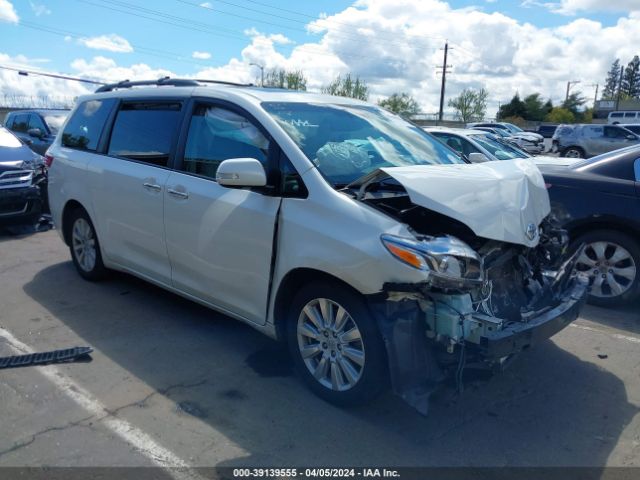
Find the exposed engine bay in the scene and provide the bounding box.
[344,172,588,415]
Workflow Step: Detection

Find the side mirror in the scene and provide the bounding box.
[216,158,267,187]
[468,152,490,163]
[28,128,43,138]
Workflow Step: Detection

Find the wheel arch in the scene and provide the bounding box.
[272,267,367,342]
[61,199,89,246]
[568,218,640,244]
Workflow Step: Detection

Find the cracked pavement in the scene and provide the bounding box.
[0,229,639,468]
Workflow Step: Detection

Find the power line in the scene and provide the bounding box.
[0,64,106,85]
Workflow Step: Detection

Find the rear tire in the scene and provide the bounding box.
[562,146,585,158]
[287,281,388,407]
[68,208,108,281]
[572,230,640,307]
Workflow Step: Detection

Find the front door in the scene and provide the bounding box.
[164,101,280,324]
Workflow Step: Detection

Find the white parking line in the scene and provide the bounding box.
[570,323,640,344]
[0,327,205,480]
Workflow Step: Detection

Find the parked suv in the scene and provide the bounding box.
[4,109,69,156]
[48,78,587,414]
[552,124,640,158]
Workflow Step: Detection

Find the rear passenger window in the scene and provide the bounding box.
[108,102,182,167]
[62,99,116,151]
[181,104,269,180]
[624,112,636,118]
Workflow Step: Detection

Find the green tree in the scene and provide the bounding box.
[522,93,547,121]
[378,92,420,118]
[545,107,575,123]
[498,93,526,119]
[263,68,307,91]
[321,73,369,101]
[602,59,622,99]
[621,55,640,99]
[448,88,489,123]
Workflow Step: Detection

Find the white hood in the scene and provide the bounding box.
[379,160,551,247]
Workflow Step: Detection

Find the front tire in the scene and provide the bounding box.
[68,208,108,281]
[287,281,388,406]
[573,230,639,307]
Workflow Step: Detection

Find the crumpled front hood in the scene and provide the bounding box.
[379,160,551,247]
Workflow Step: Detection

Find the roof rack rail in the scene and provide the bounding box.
[95,76,253,93]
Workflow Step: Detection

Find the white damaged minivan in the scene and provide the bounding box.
[48,79,588,414]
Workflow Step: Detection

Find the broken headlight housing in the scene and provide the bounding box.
[381,234,484,290]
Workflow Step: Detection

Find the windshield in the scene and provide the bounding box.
[44,113,68,133]
[504,123,524,133]
[471,133,528,159]
[262,102,463,186]
[0,127,23,148]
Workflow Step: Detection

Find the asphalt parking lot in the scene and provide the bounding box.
[0,228,639,471]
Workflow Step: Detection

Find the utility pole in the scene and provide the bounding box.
[250,62,265,87]
[586,83,599,108]
[437,42,452,123]
[565,80,580,102]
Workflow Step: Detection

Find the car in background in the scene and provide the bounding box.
[608,111,640,125]
[540,145,640,306]
[424,127,576,166]
[4,109,69,156]
[552,124,640,158]
[466,122,545,154]
[534,124,558,138]
[0,126,46,226]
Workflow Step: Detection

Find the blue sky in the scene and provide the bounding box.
[1,0,638,113]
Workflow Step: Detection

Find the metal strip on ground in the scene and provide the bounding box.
[0,327,206,480]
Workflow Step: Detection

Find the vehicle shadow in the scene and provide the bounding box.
[23,262,639,467]
[580,301,640,336]
[0,217,53,243]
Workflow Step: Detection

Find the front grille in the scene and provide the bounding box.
[0,200,28,216]
[0,170,33,190]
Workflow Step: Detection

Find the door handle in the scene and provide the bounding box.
[143,182,162,192]
[168,188,189,199]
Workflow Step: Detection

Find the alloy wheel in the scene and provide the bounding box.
[565,148,583,158]
[296,298,365,392]
[576,241,637,298]
[71,218,97,272]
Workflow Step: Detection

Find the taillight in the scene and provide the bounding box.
[44,154,54,167]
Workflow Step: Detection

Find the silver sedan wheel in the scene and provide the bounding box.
[576,241,637,298]
[72,218,97,273]
[296,298,365,392]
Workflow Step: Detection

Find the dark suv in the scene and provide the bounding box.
[4,109,69,156]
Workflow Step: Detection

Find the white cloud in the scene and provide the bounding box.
[192,51,212,60]
[78,34,134,53]
[0,0,18,23]
[199,2,212,7]
[30,1,51,16]
[4,0,640,117]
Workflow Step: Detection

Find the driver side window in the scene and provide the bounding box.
[181,104,269,180]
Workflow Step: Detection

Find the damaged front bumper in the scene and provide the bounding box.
[479,278,587,359]
[368,273,588,415]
